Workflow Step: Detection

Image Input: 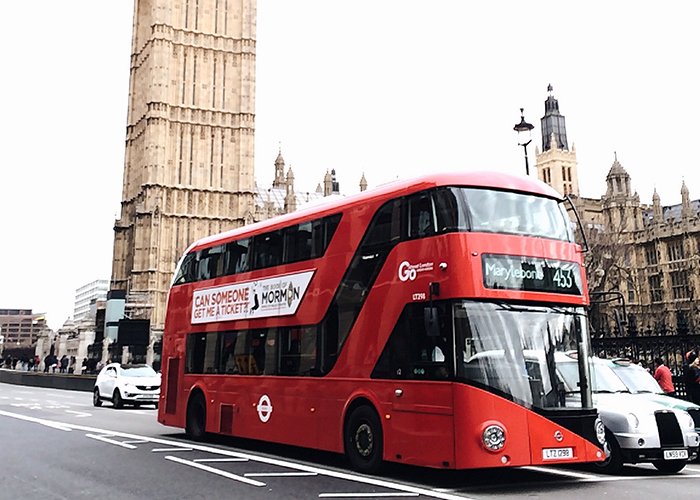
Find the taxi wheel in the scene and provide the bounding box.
[344,405,383,474]
[592,430,623,475]
[653,460,686,474]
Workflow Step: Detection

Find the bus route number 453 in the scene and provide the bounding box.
[552,268,573,289]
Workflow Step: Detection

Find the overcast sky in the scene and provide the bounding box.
[1,1,698,331]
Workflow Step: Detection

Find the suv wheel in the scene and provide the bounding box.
[93,388,102,407]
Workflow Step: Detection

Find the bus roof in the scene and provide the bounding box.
[188,170,563,253]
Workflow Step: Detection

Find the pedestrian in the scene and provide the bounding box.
[685,351,700,404]
[68,356,76,374]
[59,355,69,373]
[653,357,676,397]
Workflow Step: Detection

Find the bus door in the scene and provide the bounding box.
[374,303,456,467]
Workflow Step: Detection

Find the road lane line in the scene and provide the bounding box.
[0,409,476,500]
[152,447,193,453]
[165,455,266,487]
[122,440,150,444]
[85,433,137,449]
[244,472,318,477]
[193,458,249,463]
[65,410,91,418]
[319,494,418,498]
[40,421,73,432]
[580,474,700,482]
[521,466,601,480]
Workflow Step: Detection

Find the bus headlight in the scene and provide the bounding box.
[482,424,506,452]
[594,417,606,445]
[626,413,639,430]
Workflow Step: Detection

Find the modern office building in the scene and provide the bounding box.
[0,309,51,349]
[73,280,109,322]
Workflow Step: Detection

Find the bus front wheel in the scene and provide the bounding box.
[186,392,207,441]
[344,405,383,474]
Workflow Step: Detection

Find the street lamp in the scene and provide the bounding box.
[513,108,534,175]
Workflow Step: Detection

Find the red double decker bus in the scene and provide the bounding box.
[158,171,605,472]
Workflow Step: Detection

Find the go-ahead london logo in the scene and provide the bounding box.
[398,260,434,282]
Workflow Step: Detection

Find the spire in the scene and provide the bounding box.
[273,146,286,189]
[331,169,340,194]
[284,167,296,213]
[605,153,632,197]
[652,188,663,222]
[323,169,333,196]
[681,179,691,218]
[359,172,368,192]
[540,84,569,151]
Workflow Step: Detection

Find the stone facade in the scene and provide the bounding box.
[111,0,257,338]
[534,87,700,336]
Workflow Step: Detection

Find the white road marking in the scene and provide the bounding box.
[122,440,150,444]
[319,494,419,498]
[580,474,700,482]
[244,472,318,477]
[0,409,476,500]
[522,466,601,480]
[40,421,72,432]
[165,455,266,487]
[85,434,137,449]
[193,458,249,463]
[151,447,193,453]
[65,410,91,418]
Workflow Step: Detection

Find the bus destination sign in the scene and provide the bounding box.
[482,254,582,295]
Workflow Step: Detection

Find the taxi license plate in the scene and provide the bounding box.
[663,449,688,460]
[542,447,573,460]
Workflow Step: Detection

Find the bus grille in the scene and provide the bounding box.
[655,410,683,447]
[687,408,700,429]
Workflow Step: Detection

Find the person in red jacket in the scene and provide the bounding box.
[653,357,676,397]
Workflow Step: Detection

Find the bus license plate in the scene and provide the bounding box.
[663,449,688,460]
[542,447,573,460]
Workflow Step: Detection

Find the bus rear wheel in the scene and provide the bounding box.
[344,405,383,474]
[185,392,207,441]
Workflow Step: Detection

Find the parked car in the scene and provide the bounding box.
[557,355,699,474]
[93,363,161,409]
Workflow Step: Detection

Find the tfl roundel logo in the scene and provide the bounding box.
[398,261,417,282]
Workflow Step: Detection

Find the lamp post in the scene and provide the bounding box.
[513,108,534,175]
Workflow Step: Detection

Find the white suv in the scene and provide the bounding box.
[93,363,161,409]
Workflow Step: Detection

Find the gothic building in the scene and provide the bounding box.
[253,150,368,221]
[110,1,257,345]
[535,87,700,336]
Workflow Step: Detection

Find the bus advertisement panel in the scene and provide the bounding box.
[158,171,605,472]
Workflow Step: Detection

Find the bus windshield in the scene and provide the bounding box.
[436,187,574,241]
[455,302,590,409]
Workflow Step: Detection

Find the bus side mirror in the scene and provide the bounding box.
[424,307,439,337]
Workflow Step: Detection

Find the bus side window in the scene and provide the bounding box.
[433,187,470,233]
[253,231,283,269]
[407,193,435,238]
[173,252,196,284]
[311,213,342,258]
[363,200,402,248]
[284,222,313,263]
[226,238,251,275]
